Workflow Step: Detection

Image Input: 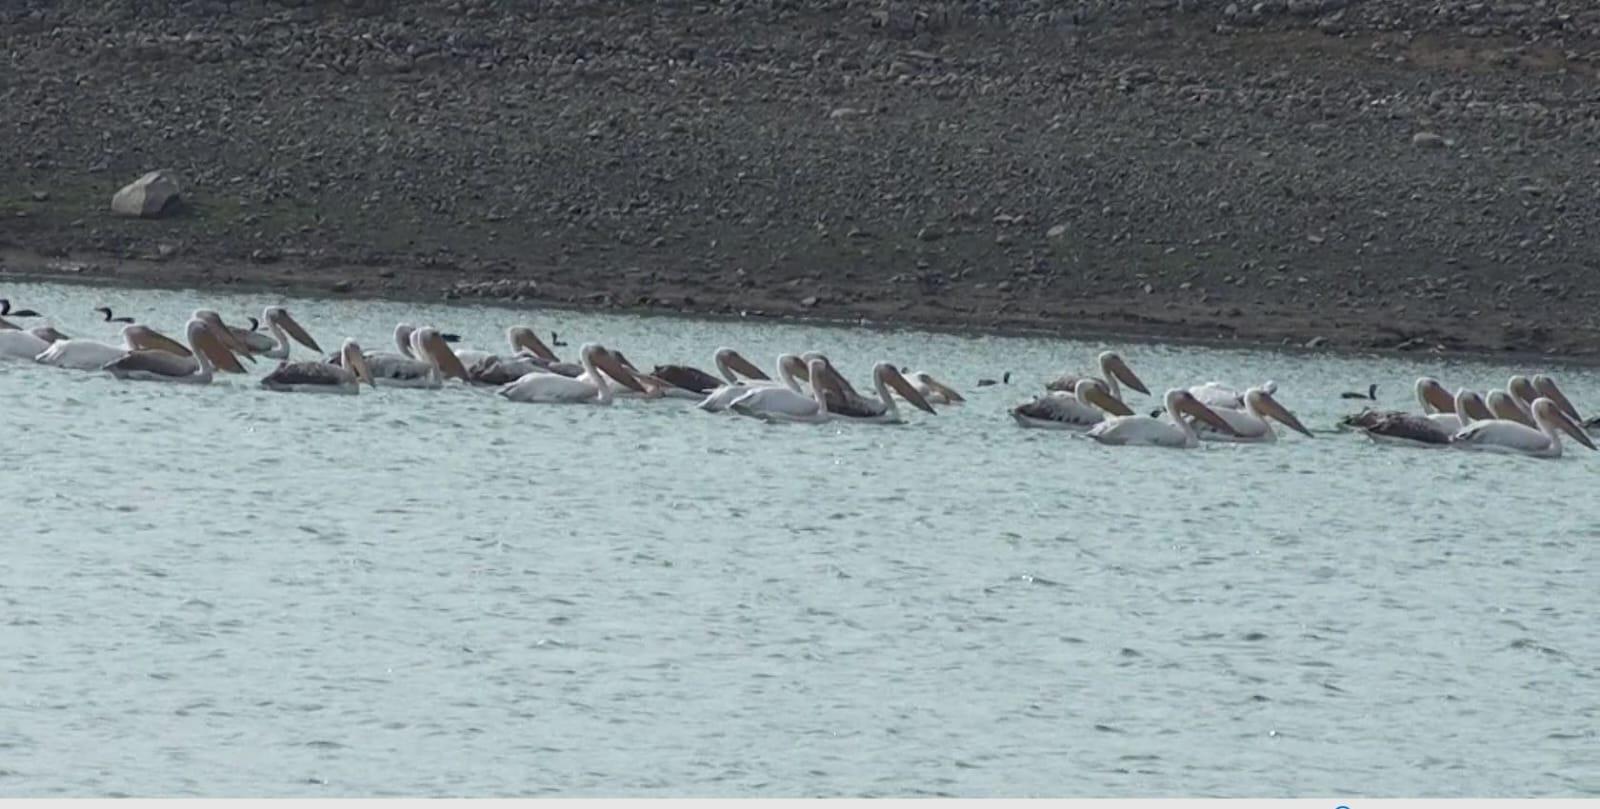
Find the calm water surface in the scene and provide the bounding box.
[1,280,1597,797]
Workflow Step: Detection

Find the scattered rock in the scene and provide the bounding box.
[1046,224,1069,240]
[1411,131,1447,148]
[800,295,821,308]
[110,170,182,218]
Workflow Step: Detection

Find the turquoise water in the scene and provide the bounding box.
[1,280,1597,796]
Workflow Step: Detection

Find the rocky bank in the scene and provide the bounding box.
[3,0,1600,357]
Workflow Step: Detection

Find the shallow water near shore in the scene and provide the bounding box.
[2,279,1598,797]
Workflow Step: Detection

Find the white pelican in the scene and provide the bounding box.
[651,347,771,398]
[1192,386,1314,443]
[236,307,322,359]
[1047,351,1149,401]
[1010,379,1133,430]
[345,325,465,388]
[94,306,136,324]
[907,370,965,405]
[496,343,640,405]
[699,354,807,411]
[810,362,936,424]
[729,358,833,424]
[35,324,193,370]
[0,329,50,360]
[463,327,567,384]
[1085,389,1239,448]
[1358,389,1490,448]
[1189,379,1281,410]
[261,339,374,394]
[1453,398,1595,458]
[103,317,245,384]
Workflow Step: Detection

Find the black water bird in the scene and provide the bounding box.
[551,331,569,348]
[0,299,40,317]
[94,306,136,324]
[1341,384,1378,401]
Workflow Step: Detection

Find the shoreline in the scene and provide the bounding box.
[5,247,1597,372]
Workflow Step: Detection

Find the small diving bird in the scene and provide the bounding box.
[94,306,136,324]
[261,339,375,395]
[1340,384,1378,401]
[976,372,1011,388]
[0,299,40,318]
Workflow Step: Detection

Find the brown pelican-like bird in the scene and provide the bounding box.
[906,370,965,405]
[262,339,374,395]
[103,317,245,384]
[650,347,771,398]
[1046,351,1149,402]
[1011,379,1133,430]
[811,362,936,423]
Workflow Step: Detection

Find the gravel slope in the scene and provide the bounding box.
[3,1,1599,357]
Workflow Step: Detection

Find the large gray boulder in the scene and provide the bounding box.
[111,170,182,217]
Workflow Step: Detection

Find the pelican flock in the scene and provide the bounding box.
[0,295,1596,460]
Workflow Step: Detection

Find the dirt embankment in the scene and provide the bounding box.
[3,1,1599,357]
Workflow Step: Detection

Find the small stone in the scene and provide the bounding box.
[1305,336,1327,348]
[1411,131,1446,148]
[800,295,821,308]
[917,226,943,241]
[331,280,354,293]
[828,107,867,120]
[1046,224,1069,239]
[29,190,49,202]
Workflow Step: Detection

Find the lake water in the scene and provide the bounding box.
[1,279,1597,797]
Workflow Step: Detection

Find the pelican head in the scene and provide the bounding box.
[507,326,559,361]
[875,363,937,415]
[579,343,647,393]
[1508,375,1539,407]
[1533,398,1596,451]
[1416,377,1454,414]
[1076,379,1134,416]
[1098,351,1150,396]
[1455,389,1493,424]
[714,347,769,381]
[189,316,247,374]
[1170,390,1241,436]
[1247,388,1313,437]
[411,326,470,381]
[1486,390,1535,427]
[1531,374,1581,421]
[341,339,374,387]
[192,310,255,365]
[265,307,323,353]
